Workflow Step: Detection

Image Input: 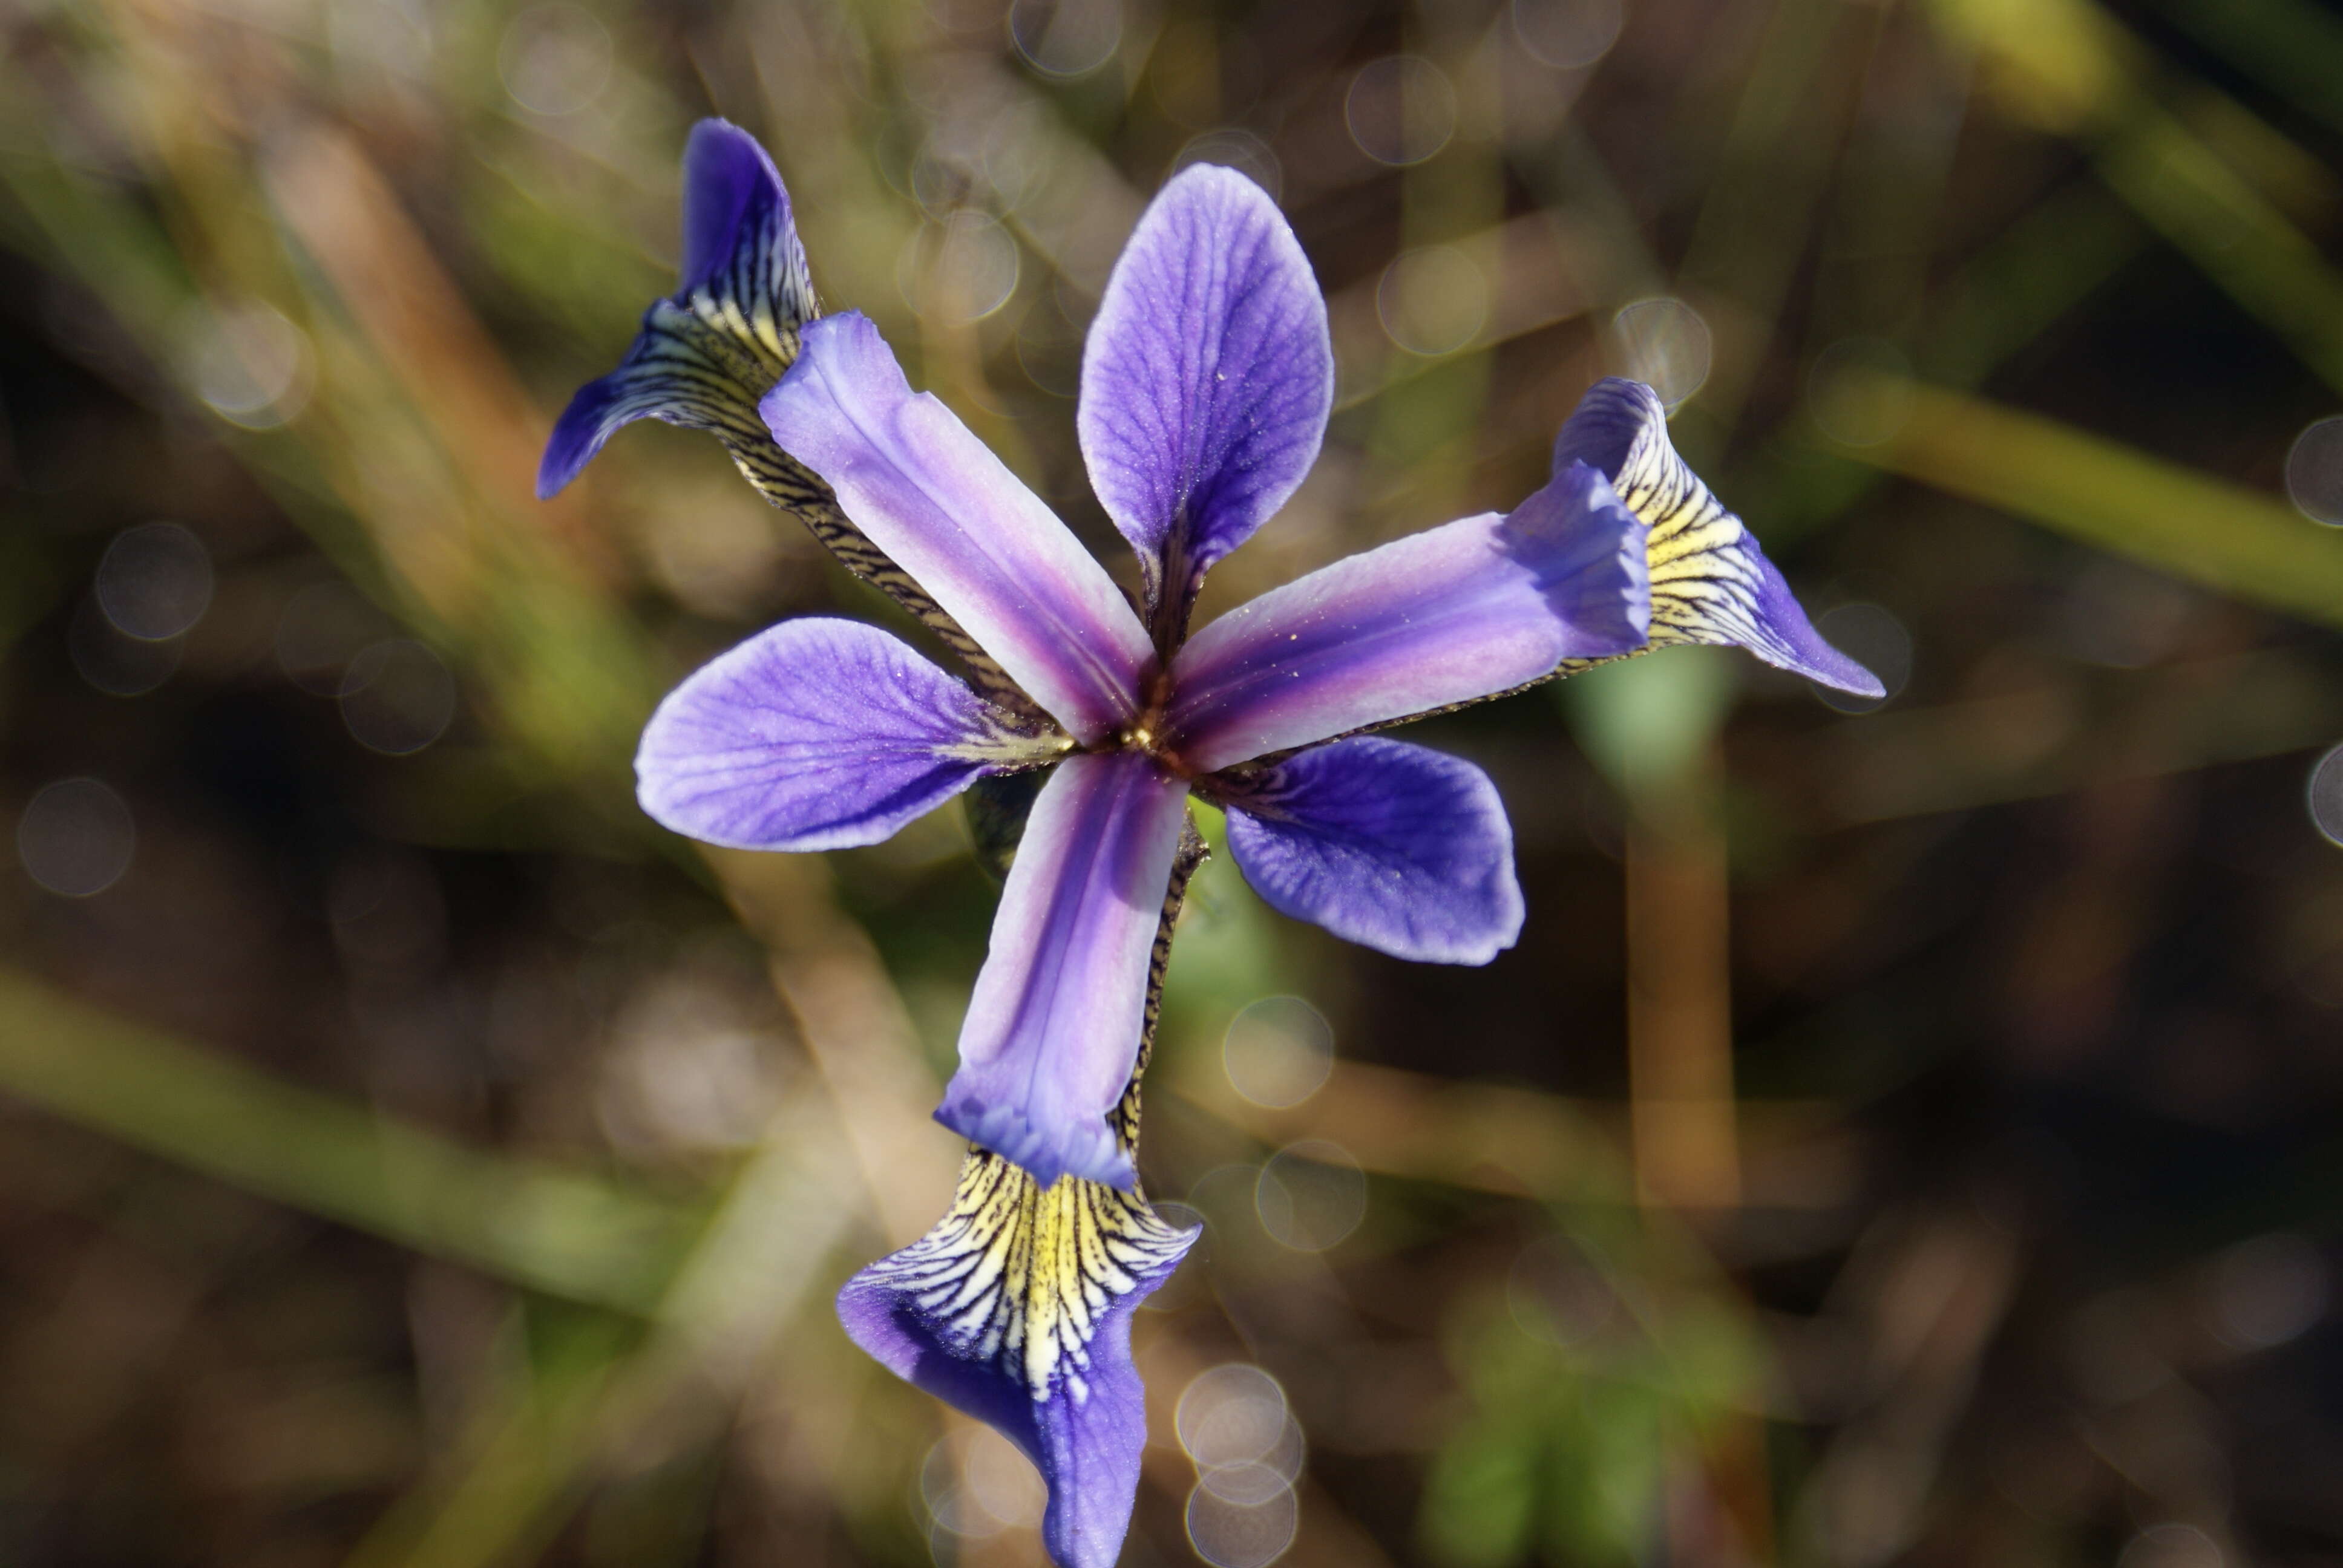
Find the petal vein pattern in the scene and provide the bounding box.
[1166,463,1651,772]
[937,751,1190,1190]
[634,618,1057,852]
[1554,378,1883,696]
[539,121,813,500]
[762,313,1154,742]
[838,1149,1198,1568]
[1216,736,1524,964]
[537,120,1038,717]
[1079,163,1334,629]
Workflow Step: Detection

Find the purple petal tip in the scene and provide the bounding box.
[679,118,791,298]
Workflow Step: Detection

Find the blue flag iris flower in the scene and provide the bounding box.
[542,119,1879,1568]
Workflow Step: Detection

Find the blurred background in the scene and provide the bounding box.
[4,0,2343,1564]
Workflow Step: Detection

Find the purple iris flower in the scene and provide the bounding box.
[543,120,1878,1568]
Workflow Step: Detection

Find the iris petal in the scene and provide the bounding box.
[1555,377,1884,697]
[635,618,1056,852]
[762,313,1155,744]
[1216,736,1524,964]
[937,751,1191,1191]
[1166,461,1651,772]
[538,119,814,500]
[837,1149,1198,1568]
[1078,164,1333,636]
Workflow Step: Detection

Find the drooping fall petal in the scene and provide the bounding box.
[539,119,813,499]
[1553,377,1883,697]
[837,1149,1198,1568]
[1215,736,1523,964]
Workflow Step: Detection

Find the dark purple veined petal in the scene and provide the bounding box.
[635,618,1057,852]
[1212,736,1524,964]
[936,751,1191,1190]
[762,313,1155,744]
[1555,377,1884,697]
[837,1148,1198,1568]
[539,119,814,499]
[1165,462,1653,773]
[1078,164,1333,637]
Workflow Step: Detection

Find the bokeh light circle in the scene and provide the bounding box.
[96,522,212,641]
[1345,56,1456,167]
[1254,1141,1366,1252]
[1178,1364,1289,1469]
[1809,602,1911,713]
[2309,743,2343,847]
[1184,1481,1299,1568]
[1008,0,1124,79]
[2117,1523,2223,1568]
[339,639,457,755]
[70,596,181,697]
[1510,0,1624,68]
[1175,129,1283,204]
[962,1425,1046,1529]
[1612,298,1711,410]
[497,4,611,116]
[1222,996,1334,1109]
[1376,246,1487,358]
[2207,1232,2329,1350]
[1199,1455,1299,1506]
[918,1438,1000,1540]
[182,302,312,430]
[17,778,135,898]
[900,212,1021,325]
[2285,416,2343,526]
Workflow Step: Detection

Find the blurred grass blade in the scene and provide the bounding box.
[1933,0,2343,397]
[2152,0,2343,139]
[0,970,700,1313]
[1819,373,2343,629]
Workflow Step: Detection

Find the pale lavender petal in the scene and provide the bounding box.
[635,618,1053,852]
[539,119,813,498]
[1078,164,1332,629]
[1165,462,1652,773]
[1555,377,1884,697]
[1214,737,1523,964]
[761,313,1154,743]
[837,1149,1199,1568]
[937,751,1190,1190]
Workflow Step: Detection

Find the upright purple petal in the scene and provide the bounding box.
[678,119,805,299]
[937,751,1190,1190]
[838,1149,1199,1568]
[761,314,1155,743]
[1166,462,1652,773]
[1078,165,1334,632]
[540,119,814,498]
[1213,737,1524,964]
[1556,378,1883,696]
[635,618,1055,852]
